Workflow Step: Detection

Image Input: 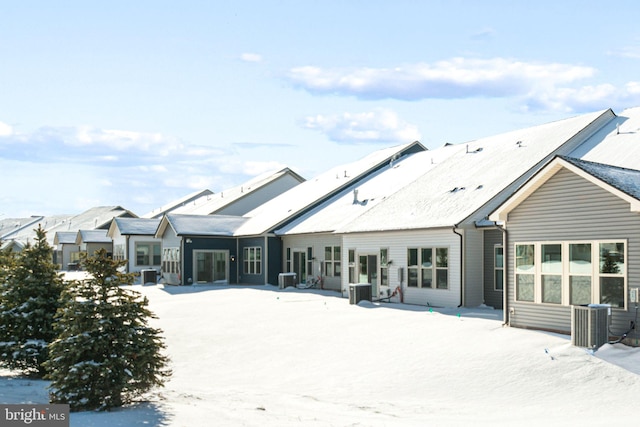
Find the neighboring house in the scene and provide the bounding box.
[107,217,162,274]
[0,239,25,253]
[274,109,614,307]
[167,167,306,216]
[76,229,113,259]
[489,156,640,340]
[142,167,305,219]
[155,214,249,285]
[53,231,81,270]
[275,144,459,292]
[156,141,426,286]
[2,206,135,250]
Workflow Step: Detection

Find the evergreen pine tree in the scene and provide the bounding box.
[0,226,63,376]
[45,249,170,411]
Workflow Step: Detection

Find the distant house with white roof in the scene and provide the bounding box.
[53,231,80,270]
[142,168,305,218]
[75,229,113,258]
[107,217,162,274]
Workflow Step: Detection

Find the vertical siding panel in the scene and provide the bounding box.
[507,169,640,336]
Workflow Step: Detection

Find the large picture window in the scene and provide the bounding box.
[514,241,626,308]
[243,247,262,275]
[407,247,449,289]
[135,242,161,266]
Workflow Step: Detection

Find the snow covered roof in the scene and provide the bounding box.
[0,216,44,240]
[168,167,305,216]
[569,106,640,171]
[76,229,111,244]
[235,141,426,236]
[109,217,161,236]
[53,231,78,245]
[1,206,134,246]
[490,156,640,221]
[337,109,612,233]
[142,189,214,219]
[275,146,459,235]
[157,214,249,238]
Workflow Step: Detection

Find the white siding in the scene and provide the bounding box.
[343,229,461,307]
[282,234,343,290]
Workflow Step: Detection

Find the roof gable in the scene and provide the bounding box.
[490,156,640,222]
[109,217,161,236]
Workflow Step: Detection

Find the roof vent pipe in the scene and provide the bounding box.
[617,123,620,135]
[353,189,359,204]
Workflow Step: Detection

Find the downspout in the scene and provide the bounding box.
[452,225,464,307]
[496,223,509,326]
[125,235,130,273]
[264,235,269,286]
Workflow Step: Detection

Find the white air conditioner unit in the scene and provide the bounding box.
[571,305,610,349]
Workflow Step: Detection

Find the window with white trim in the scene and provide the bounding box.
[324,246,341,277]
[514,241,626,308]
[113,244,125,261]
[494,245,503,291]
[380,248,389,287]
[243,247,262,275]
[162,247,181,275]
[407,247,448,289]
[348,249,356,283]
[135,242,161,266]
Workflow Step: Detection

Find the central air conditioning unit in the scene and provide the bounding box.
[278,272,297,289]
[571,305,610,349]
[142,269,157,285]
[349,283,372,305]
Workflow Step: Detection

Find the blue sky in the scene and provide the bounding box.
[2,0,640,218]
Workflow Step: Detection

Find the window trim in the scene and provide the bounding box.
[135,241,161,266]
[494,244,504,291]
[407,247,449,290]
[513,240,627,308]
[243,246,262,276]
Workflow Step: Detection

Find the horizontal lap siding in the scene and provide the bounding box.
[507,169,640,335]
[343,229,461,307]
[282,234,343,290]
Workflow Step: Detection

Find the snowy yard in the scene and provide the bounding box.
[1,283,639,426]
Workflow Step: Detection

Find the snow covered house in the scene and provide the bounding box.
[273,109,615,307]
[53,231,80,270]
[489,156,640,340]
[154,214,249,285]
[107,217,162,274]
[75,229,113,259]
[142,168,305,218]
[155,141,426,286]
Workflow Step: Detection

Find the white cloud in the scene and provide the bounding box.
[0,121,12,136]
[240,53,262,62]
[288,58,595,101]
[523,81,640,113]
[303,109,421,144]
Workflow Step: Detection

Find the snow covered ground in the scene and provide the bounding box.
[1,283,639,426]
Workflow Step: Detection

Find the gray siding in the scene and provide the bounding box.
[483,229,504,309]
[506,168,640,337]
[463,228,484,307]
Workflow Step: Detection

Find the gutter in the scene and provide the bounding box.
[452,224,463,307]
